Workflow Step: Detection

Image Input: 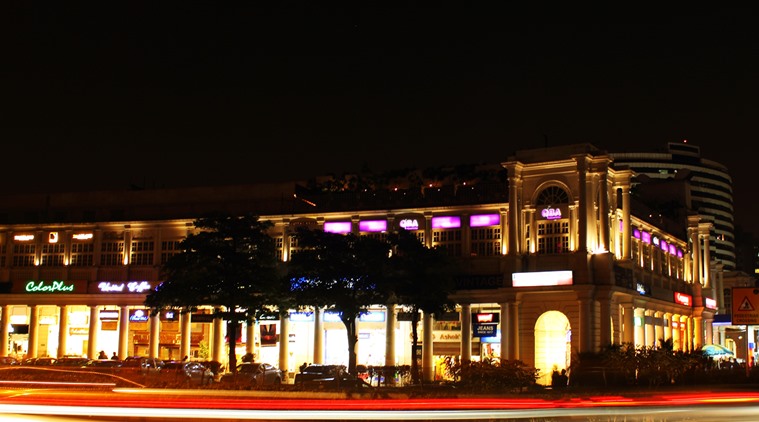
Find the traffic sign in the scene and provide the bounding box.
[731,287,759,325]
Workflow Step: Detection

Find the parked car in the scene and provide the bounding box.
[221,362,284,387]
[54,356,91,367]
[21,357,57,366]
[294,364,346,385]
[0,356,20,366]
[120,356,164,375]
[161,361,214,386]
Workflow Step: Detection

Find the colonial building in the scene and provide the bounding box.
[0,144,723,384]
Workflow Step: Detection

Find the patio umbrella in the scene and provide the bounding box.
[701,344,734,357]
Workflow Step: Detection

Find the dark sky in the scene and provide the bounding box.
[3,6,758,235]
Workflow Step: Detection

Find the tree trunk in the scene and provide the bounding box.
[342,316,358,378]
[410,311,420,384]
[227,316,239,374]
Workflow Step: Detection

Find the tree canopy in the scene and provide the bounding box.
[286,226,391,376]
[144,213,286,371]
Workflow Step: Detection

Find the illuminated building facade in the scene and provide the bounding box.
[0,144,722,384]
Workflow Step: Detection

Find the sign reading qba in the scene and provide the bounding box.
[394,214,424,231]
[260,324,277,346]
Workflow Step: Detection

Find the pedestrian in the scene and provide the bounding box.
[98,350,107,359]
[111,352,119,360]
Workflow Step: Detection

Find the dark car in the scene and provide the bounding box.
[160,361,214,386]
[54,356,91,367]
[220,362,284,387]
[120,356,164,375]
[21,357,57,366]
[0,356,20,366]
[294,364,346,385]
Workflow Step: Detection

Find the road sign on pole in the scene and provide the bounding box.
[731,287,759,325]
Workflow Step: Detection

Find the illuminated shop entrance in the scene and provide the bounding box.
[534,310,571,386]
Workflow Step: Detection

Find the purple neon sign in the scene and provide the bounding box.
[431,216,461,229]
[470,214,499,228]
[323,221,352,234]
[359,220,387,232]
[641,231,651,244]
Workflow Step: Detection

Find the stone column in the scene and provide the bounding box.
[384,304,395,366]
[246,319,256,357]
[621,302,634,344]
[0,305,9,357]
[149,313,160,358]
[181,311,192,360]
[313,307,323,364]
[212,311,223,362]
[59,305,70,358]
[461,304,472,363]
[118,305,129,359]
[85,305,97,359]
[422,311,434,382]
[28,305,39,358]
[278,315,290,380]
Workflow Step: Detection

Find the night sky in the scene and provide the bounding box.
[3,6,758,235]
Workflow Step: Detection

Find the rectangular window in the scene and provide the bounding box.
[130,241,154,265]
[100,241,124,266]
[70,242,94,267]
[40,243,65,266]
[12,244,35,267]
[536,221,569,254]
[471,227,501,256]
[432,229,461,257]
[160,240,182,264]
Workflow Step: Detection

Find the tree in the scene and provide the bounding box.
[386,229,459,383]
[144,213,284,372]
[286,226,390,377]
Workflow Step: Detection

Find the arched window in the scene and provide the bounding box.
[534,186,570,254]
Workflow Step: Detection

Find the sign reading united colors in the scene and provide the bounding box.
[731,287,759,325]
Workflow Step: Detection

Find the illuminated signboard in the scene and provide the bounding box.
[641,231,651,244]
[431,216,461,229]
[99,310,120,321]
[470,214,499,228]
[660,240,668,252]
[633,229,641,239]
[160,310,179,321]
[129,309,150,322]
[25,280,75,293]
[705,297,718,310]
[14,234,34,241]
[289,312,315,322]
[669,244,677,255]
[473,312,500,323]
[323,221,352,234]
[324,310,385,322]
[97,281,153,293]
[512,270,572,287]
[540,206,562,220]
[674,292,692,307]
[636,282,649,296]
[398,218,420,230]
[359,220,387,232]
[48,232,59,243]
[73,233,93,240]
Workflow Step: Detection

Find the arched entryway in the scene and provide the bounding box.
[534,310,571,385]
